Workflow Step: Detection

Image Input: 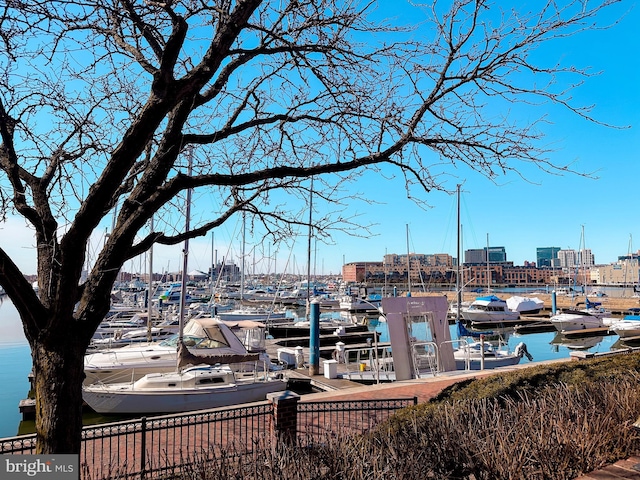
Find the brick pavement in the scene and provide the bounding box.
[574,456,640,480]
[298,370,496,403]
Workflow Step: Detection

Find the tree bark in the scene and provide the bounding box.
[32,333,87,454]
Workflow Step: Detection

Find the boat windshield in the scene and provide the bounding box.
[159,334,230,349]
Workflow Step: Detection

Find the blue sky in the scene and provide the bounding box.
[1,1,638,278]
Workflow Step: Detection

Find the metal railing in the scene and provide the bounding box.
[1,402,273,479]
[410,341,439,377]
[1,396,415,479]
[297,397,417,446]
[341,344,396,382]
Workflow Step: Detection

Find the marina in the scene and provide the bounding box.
[3,284,640,437]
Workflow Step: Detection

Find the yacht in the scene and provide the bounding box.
[460,295,520,325]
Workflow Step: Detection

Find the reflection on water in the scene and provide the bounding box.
[550,333,605,350]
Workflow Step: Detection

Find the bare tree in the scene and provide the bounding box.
[0,0,619,453]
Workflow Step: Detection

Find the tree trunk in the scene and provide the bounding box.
[32,338,87,454]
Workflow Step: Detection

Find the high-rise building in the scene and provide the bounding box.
[579,249,595,267]
[536,247,560,267]
[487,246,507,263]
[557,249,578,268]
[464,246,507,264]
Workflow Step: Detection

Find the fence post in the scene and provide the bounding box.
[267,391,300,445]
[140,416,147,479]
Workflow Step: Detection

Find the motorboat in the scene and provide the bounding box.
[215,307,288,322]
[608,315,640,338]
[91,318,148,341]
[155,282,194,305]
[550,298,612,333]
[453,340,532,370]
[266,312,368,338]
[82,365,287,414]
[84,317,269,384]
[460,295,520,324]
[549,310,605,332]
[505,296,544,315]
[89,322,180,350]
[338,294,382,313]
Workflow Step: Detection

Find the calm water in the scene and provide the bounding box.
[0,293,626,438]
[0,298,31,438]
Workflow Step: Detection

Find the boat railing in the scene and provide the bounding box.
[439,338,471,371]
[410,341,439,377]
[341,344,395,382]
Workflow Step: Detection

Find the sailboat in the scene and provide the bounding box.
[83,156,287,414]
[549,226,611,332]
[451,186,531,369]
[83,316,270,383]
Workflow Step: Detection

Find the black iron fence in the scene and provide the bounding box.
[297,397,417,445]
[0,396,416,479]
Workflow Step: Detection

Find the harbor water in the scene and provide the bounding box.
[0,298,32,438]
[0,293,626,438]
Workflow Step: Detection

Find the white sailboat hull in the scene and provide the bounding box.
[83,368,287,414]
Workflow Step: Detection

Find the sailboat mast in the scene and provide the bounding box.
[178,153,193,345]
[241,212,246,301]
[306,178,314,314]
[456,185,461,324]
[406,224,411,297]
[147,216,154,342]
[581,224,587,296]
[486,233,490,292]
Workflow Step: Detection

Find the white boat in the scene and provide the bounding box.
[505,296,544,315]
[460,295,520,324]
[608,315,640,338]
[216,307,288,322]
[448,300,471,319]
[89,322,180,350]
[338,294,382,312]
[155,282,194,305]
[549,310,605,332]
[91,318,148,340]
[84,317,268,384]
[454,340,532,370]
[550,297,612,333]
[82,365,287,414]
